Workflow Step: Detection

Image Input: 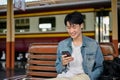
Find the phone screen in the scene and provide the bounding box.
[62,51,71,57]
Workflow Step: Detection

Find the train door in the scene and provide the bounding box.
[95,11,110,43]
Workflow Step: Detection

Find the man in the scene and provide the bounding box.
[47,11,104,80]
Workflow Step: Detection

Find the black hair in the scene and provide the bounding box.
[64,11,84,26]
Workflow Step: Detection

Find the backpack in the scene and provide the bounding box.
[99,57,120,80]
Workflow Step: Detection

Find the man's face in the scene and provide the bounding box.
[66,21,82,39]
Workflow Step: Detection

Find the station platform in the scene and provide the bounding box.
[0,61,26,80]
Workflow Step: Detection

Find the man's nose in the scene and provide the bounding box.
[69,28,74,33]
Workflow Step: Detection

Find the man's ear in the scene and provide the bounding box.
[81,23,84,29]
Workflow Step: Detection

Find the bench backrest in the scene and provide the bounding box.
[26,43,58,78]
[100,42,116,60]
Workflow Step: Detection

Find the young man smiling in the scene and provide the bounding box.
[47,11,104,80]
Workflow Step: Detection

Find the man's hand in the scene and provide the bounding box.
[62,54,74,66]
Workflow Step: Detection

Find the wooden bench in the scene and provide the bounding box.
[26,43,58,79]
[26,42,116,79]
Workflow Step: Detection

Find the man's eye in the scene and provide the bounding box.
[67,27,71,29]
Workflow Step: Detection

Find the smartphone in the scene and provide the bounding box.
[62,51,71,57]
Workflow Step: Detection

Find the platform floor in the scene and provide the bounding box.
[0,61,26,80]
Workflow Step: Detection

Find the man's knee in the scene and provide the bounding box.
[71,74,90,80]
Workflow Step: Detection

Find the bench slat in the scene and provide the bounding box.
[27,65,56,71]
[29,44,57,53]
[28,55,56,60]
[27,71,57,77]
[28,60,55,65]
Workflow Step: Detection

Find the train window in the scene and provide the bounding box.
[0,21,6,33]
[39,17,56,32]
[15,18,30,32]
